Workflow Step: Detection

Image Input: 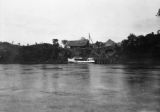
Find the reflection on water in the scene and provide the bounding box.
[0,64,159,112]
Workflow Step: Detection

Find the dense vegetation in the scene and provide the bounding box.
[120,32,160,63]
[0,32,160,64]
[0,42,71,64]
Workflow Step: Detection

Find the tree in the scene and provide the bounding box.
[52,39,59,47]
[95,41,104,48]
[61,40,68,48]
[127,34,137,41]
[52,39,58,44]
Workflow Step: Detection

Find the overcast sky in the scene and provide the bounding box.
[0,0,160,44]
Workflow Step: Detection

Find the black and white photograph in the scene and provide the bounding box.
[0,0,160,112]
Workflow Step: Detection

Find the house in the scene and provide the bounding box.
[104,39,116,47]
[67,38,89,49]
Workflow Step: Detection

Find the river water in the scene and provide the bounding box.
[0,64,159,112]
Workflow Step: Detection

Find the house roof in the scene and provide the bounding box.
[105,39,116,47]
[67,39,89,47]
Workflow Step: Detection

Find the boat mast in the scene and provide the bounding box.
[88,33,93,44]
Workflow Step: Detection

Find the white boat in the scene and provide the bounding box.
[68,57,95,63]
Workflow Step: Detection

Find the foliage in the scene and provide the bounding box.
[0,32,160,64]
[52,39,59,48]
[61,40,68,48]
[121,33,160,59]
[95,41,105,48]
[0,41,72,64]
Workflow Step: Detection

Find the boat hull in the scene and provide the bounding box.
[68,58,95,63]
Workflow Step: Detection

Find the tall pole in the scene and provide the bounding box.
[89,33,93,44]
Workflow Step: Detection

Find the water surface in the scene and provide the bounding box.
[0,64,159,112]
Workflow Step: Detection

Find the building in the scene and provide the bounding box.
[67,38,89,49]
[104,39,116,47]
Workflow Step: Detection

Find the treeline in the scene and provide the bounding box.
[120,32,160,63]
[0,32,160,64]
[0,41,72,64]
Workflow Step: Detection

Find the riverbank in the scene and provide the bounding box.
[0,42,71,64]
[0,32,160,64]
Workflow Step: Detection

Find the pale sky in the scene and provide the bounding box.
[0,0,160,45]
